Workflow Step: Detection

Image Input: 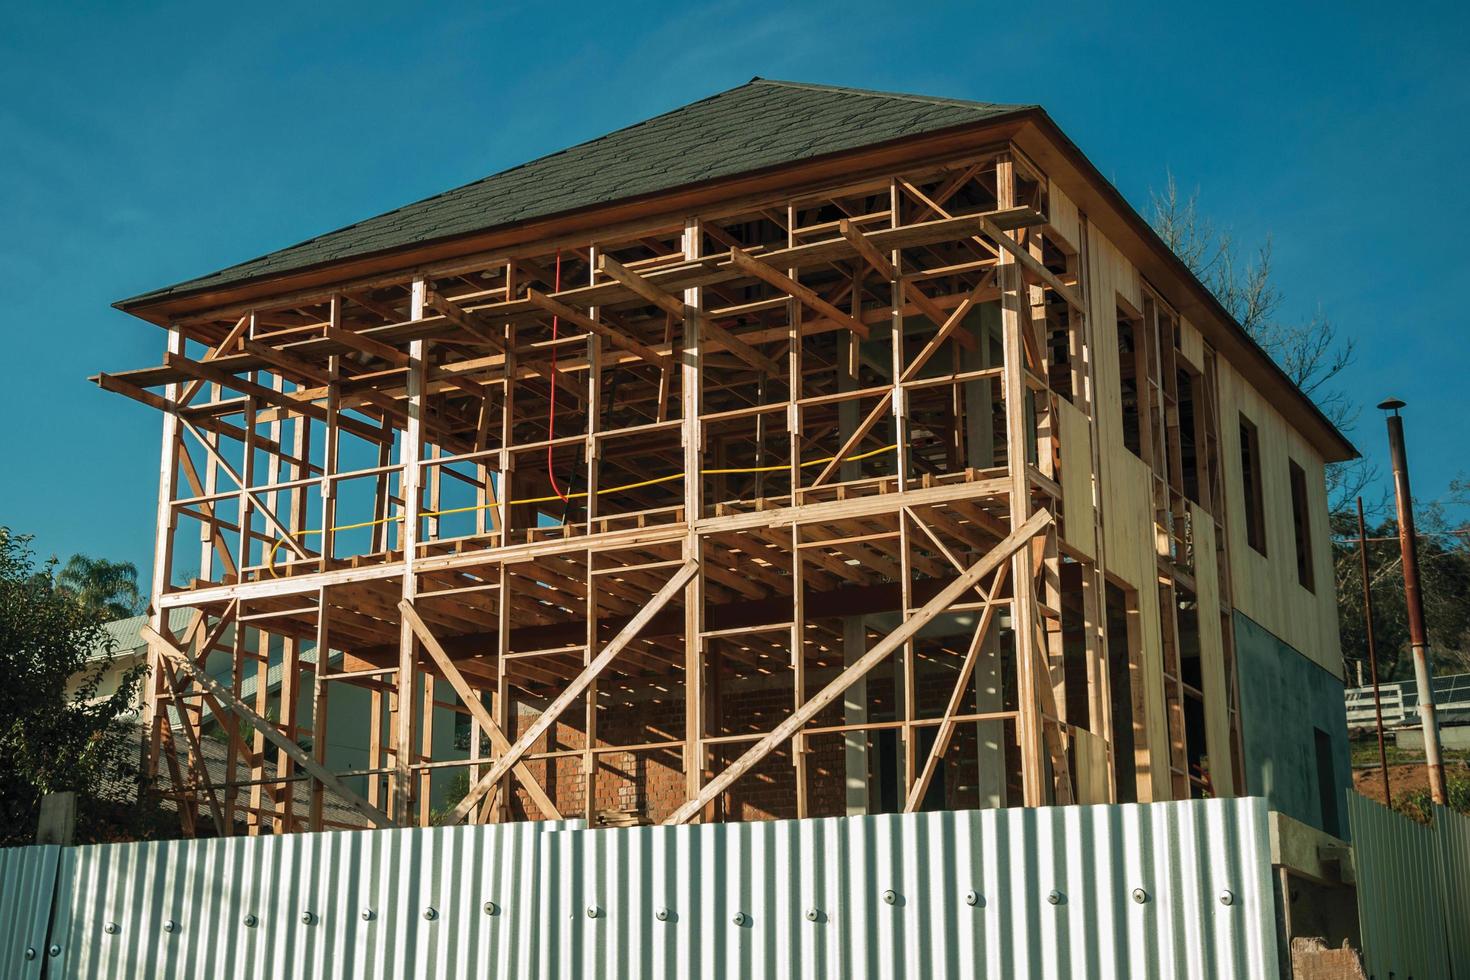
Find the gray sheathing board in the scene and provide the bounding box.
[1233,611,1351,837]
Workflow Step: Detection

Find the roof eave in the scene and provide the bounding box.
[113,104,1355,463]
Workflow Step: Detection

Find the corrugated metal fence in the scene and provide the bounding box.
[1347,791,1470,979]
[1,799,1278,978]
[540,800,1278,978]
[0,844,61,979]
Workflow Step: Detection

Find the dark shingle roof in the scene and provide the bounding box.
[119,79,1029,307]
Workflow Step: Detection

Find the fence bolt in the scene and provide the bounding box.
[104,922,120,935]
[300,910,316,925]
[965,890,981,907]
[805,907,819,921]
[24,948,36,961]
[732,911,749,927]
[423,906,438,921]
[586,904,601,919]
[242,914,258,928]
[655,906,670,922]
[48,945,60,957]
[483,901,499,916]
[361,908,375,921]
[1047,890,1062,905]
[882,889,897,905]
[163,919,178,934]
[1218,890,1234,907]
[1132,888,1148,904]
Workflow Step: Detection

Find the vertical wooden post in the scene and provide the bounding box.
[997,154,1045,806]
[494,560,512,822]
[393,279,427,825]
[144,326,184,798]
[584,250,602,821]
[309,587,330,831]
[681,217,705,817]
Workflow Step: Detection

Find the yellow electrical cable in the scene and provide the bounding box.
[265,442,899,577]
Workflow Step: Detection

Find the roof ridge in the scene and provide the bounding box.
[749,77,1031,113]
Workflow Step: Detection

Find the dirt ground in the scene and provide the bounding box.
[1352,758,1470,806]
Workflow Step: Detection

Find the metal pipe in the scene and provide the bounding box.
[1356,496,1393,808]
[1378,398,1447,805]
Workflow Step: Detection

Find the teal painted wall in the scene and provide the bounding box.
[1234,611,1351,838]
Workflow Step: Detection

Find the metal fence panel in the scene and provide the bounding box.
[1433,801,1470,975]
[1346,791,1468,979]
[44,820,571,980]
[8,800,1288,978]
[0,844,62,979]
[542,798,1278,980]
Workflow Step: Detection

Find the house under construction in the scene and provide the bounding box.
[97,79,1356,838]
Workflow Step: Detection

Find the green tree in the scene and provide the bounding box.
[1150,176,1470,683]
[0,527,150,844]
[1334,490,1470,682]
[54,554,144,619]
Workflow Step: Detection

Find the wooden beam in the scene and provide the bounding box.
[807,272,993,490]
[727,246,869,340]
[165,352,387,444]
[447,560,697,824]
[597,254,781,376]
[424,290,508,350]
[398,599,562,819]
[898,272,995,384]
[808,391,893,489]
[322,324,410,368]
[179,420,313,561]
[428,289,582,403]
[344,289,407,325]
[144,625,393,829]
[665,509,1051,824]
[902,279,977,351]
[978,216,1084,312]
[176,449,239,579]
[839,218,896,281]
[240,338,333,386]
[525,288,671,371]
[179,314,253,406]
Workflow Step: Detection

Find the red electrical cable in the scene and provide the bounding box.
[547,248,569,502]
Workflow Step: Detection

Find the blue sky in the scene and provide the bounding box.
[1,0,1466,577]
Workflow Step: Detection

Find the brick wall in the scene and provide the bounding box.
[489,658,1016,824]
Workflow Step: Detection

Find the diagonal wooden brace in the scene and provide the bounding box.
[665,509,1051,824]
[447,560,698,824]
[398,599,562,820]
[143,625,393,829]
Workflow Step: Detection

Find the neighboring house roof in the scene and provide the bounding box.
[118,79,1029,306]
[92,609,197,662]
[95,611,321,711]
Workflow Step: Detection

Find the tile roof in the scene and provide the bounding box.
[119,79,1028,306]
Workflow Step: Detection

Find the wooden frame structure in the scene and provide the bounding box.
[98,104,1346,834]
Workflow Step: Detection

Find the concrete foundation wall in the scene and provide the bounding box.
[1234,611,1351,837]
[1394,725,1470,752]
